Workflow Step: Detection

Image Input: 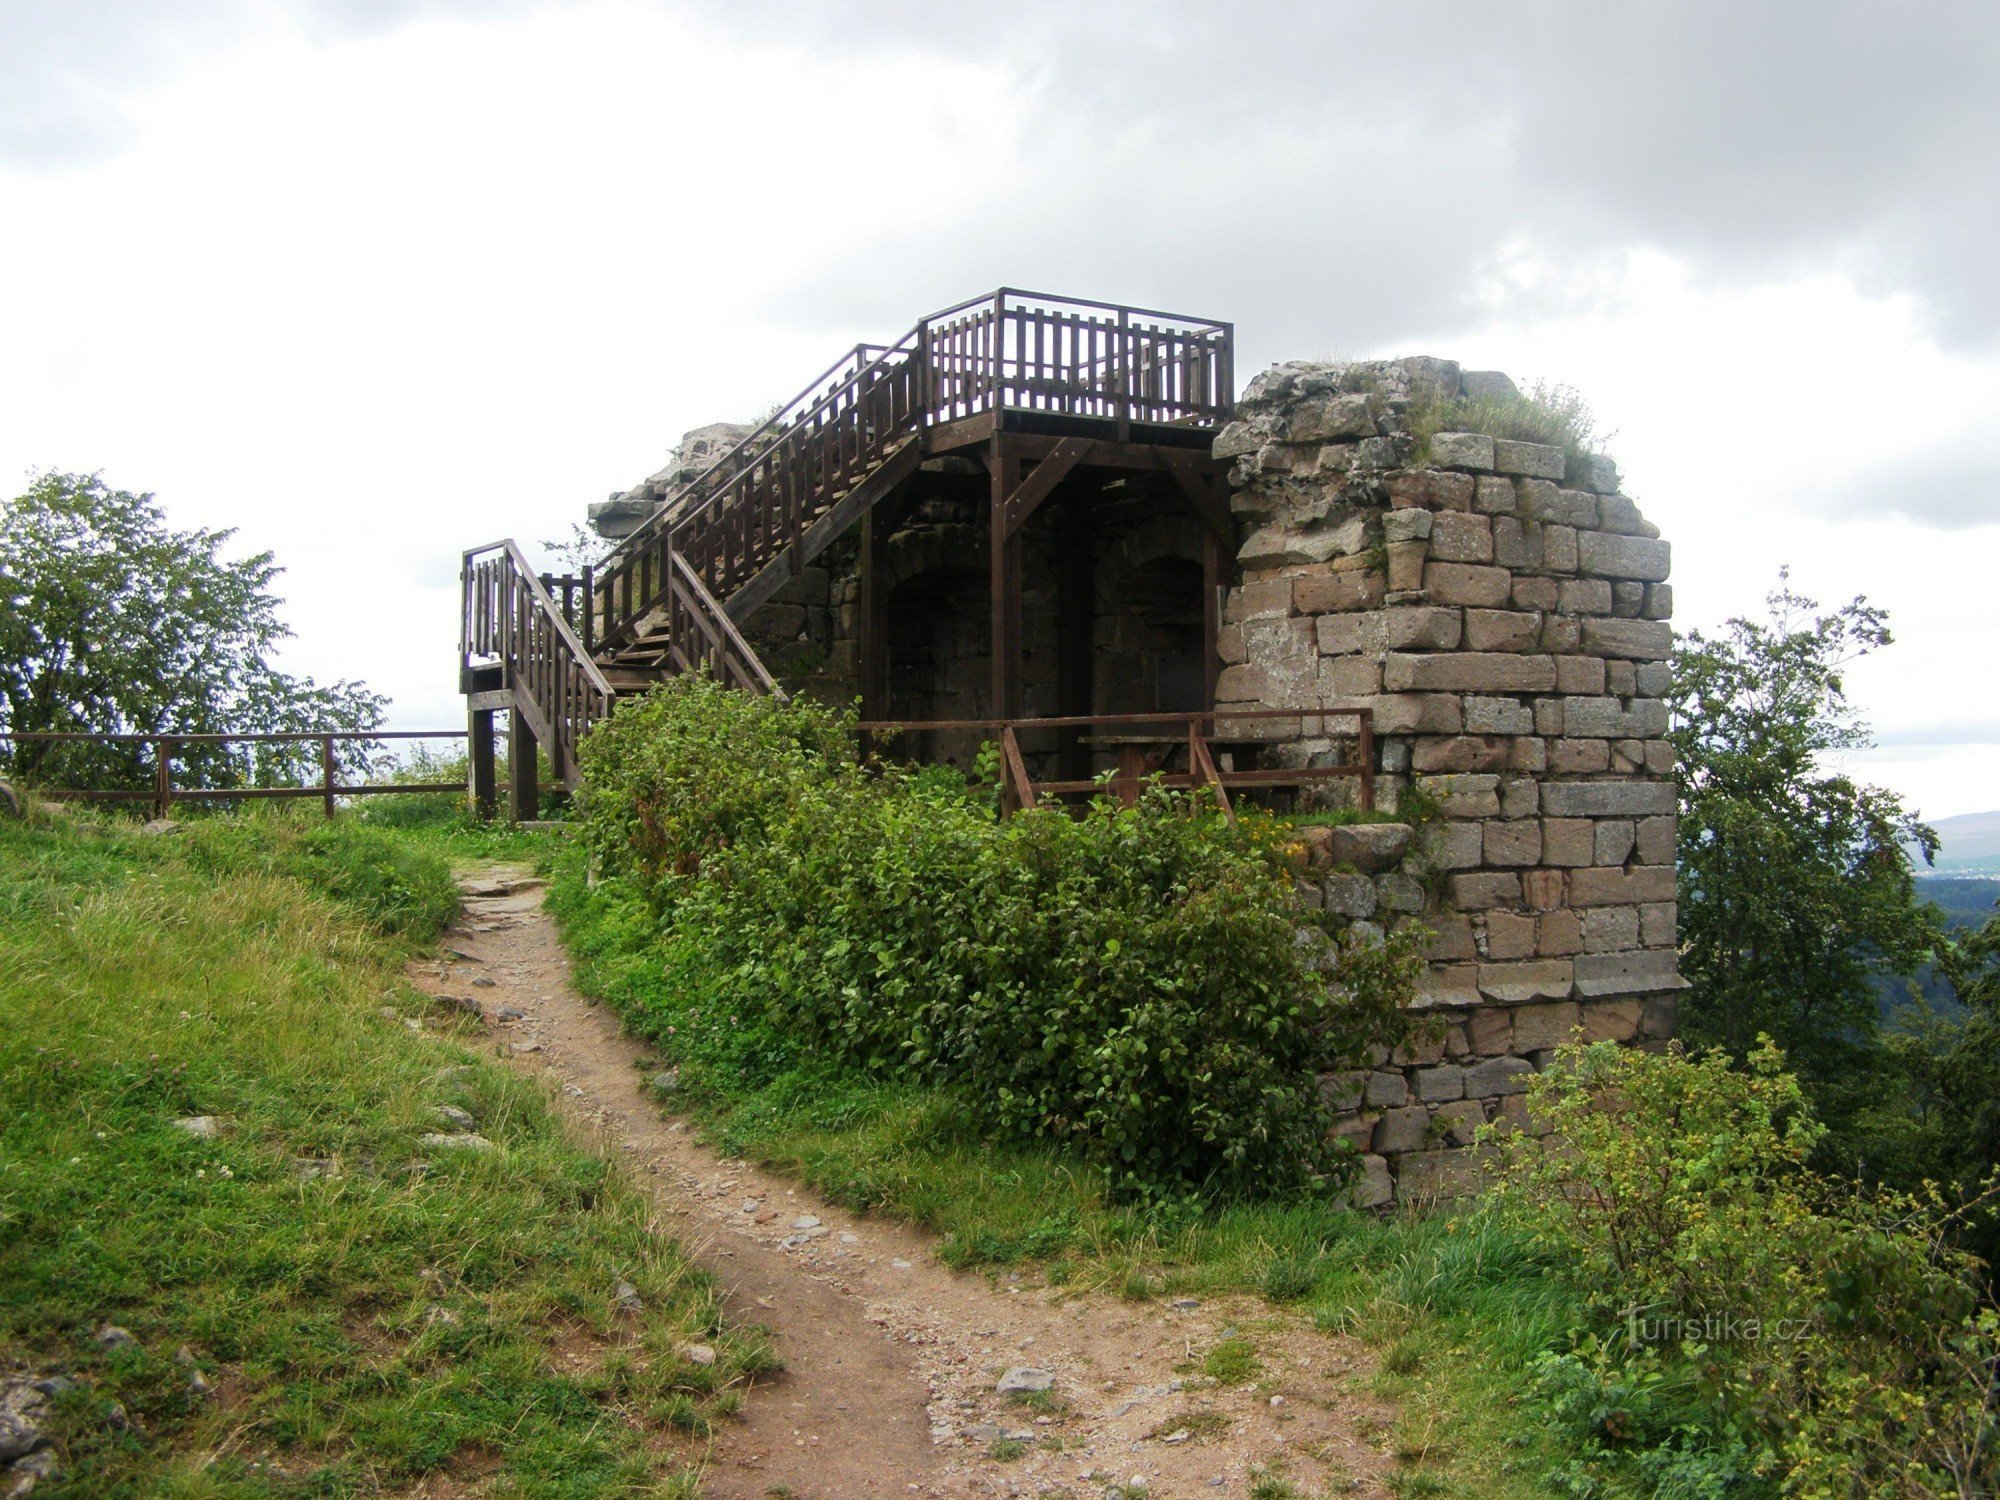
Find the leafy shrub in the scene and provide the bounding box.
[1486,1039,2000,1495]
[567,677,1425,1198]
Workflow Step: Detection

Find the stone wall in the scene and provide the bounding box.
[1210,357,1683,1205]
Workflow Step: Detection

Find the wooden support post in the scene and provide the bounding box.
[1057,487,1095,781]
[1202,527,1226,713]
[321,735,337,818]
[469,708,497,822]
[154,737,172,821]
[859,507,890,735]
[508,711,539,824]
[988,436,1023,720]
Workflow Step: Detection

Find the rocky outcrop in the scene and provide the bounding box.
[587,421,759,541]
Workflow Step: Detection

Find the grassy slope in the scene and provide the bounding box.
[547,851,1580,1500]
[0,813,764,1499]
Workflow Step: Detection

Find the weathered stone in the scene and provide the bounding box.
[1568,452,1620,493]
[1511,1000,1581,1050]
[1381,606,1463,650]
[1431,820,1484,870]
[1315,612,1388,655]
[1431,1099,1488,1146]
[1483,910,1538,960]
[418,1131,494,1150]
[1422,562,1513,608]
[1491,515,1543,569]
[171,1116,222,1141]
[1538,908,1585,956]
[1593,820,1637,866]
[1581,906,1642,953]
[1322,873,1379,918]
[1427,511,1494,563]
[1539,781,1676,817]
[1644,583,1674,620]
[1558,577,1615,615]
[1427,914,1477,961]
[1414,736,1508,774]
[1597,494,1647,534]
[1574,949,1684,997]
[1553,656,1607,696]
[1478,961,1574,1004]
[997,1367,1055,1395]
[1561,696,1670,739]
[1492,439,1566,480]
[1548,736,1611,773]
[1324,822,1413,872]
[1430,432,1495,470]
[1463,609,1541,652]
[1467,1006,1512,1055]
[1641,994,1679,1038]
[1346,1153,1395,1208]
[1540,615,1582,653]
[1462,370,1518,399]
[1294,568,1385,614]
[1395,1147,1486,1200]
[1640,900,1677,947]
[1,1381,48,1463]
[1364,1070,1410,1108]
[1370,693,1465,734]
[1568,864,1676,905]
[1580,998,1643,1042]
[1381,508,1433,544]
[1464,1055,1535,1098]
[1512,574,1558,611]
[1426,773,1503,818]
[1373,1105,1434,1155]
[1383,652,1557,693]
[1483,820,1543,867]
[1225,577,1294,621]
[1450,872,1519,910]
[1385,539,1428,592]
[1319,656,1383,697]
[1241,516,1369,569]
[1542,818,1596,867]
[1499,776,1540,819]
[1516,480,1598,528]
[1473,474,1516,514]
[1412,1064,1466,1103]
[1578,531,1671,582]
[1581,617,1673,660]
[1284,393,1378,442]
[1464,696,1534,734]
[1213,420,1262,459]
[1522,868,1567,909]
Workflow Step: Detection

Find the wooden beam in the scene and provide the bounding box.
[507,711,538,824]
[1153,445,1236,549]
[1057,488,1095,781]
[1203,528,1226,713]
[468,707,496,822]
[1000,435,1089,538]
[725,438,923,622]
[989,436,1024,720]
[859,506,890,725]
[1188,725,1235,824]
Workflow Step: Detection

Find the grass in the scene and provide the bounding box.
[0,809,760,1496]
[1404,379,1608,474]
[547,854,1585,1497]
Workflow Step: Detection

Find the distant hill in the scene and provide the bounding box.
[1925,809,2000,875]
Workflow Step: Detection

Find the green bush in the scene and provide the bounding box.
[1486,1039,2000,1496]
[565,678,1424,1198]
[1406,379,1605,472]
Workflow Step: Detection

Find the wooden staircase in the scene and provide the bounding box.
[460,289,1234,793]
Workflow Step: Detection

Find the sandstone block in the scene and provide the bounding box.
[1464,696,1534,735]
[1464,609,1542,652]
[1578,531,1671,582]
[1428,511,1494,563]
[1415,735,1508,774]
[1568,453,1620,493]
[1597,494,1647,534]
[1422,562,1513,608]
[1370,693,1465,734]
[1450,871,1521,909]
[1539,781,1676,818]
[1641,994,1679,1038]
[1432,1099,1488,1146]
[1412,1064,1466,1103]
[1345,1154,1395,1209]
[1430,432,1496,470]
[1382,605,1464,650]
[1464,1055,1535,1098]
[1512,574,1558,611]
[1484,910,1538,960]
[1483,820,1543,867]
[1383,651,1557,693]
[1295,568,1384,615]
[1542,818,1596,866]
[1213,420,1262,459]
[1285,393,1377,442]
[1510,736,1547,773]
[1432,820,1484,870]
[1640,900,1677,947]
[1612,581,1647,618]
[1377,872,1426,912]
[1544,524,1578,573]
[1561,696,1669,739]
[1428,914,1478,961]
[1424,774,1502,818]
[1512,1000,1582,1050]
[1538,908,1584,956]
[1644,583,1674,620]
[1474,475,1516,514]
[1382,508,1433,543]
[1214,664,1267,702]
[1606,659,1637,696]
[1326,822,1414,872]
[1580,998,1642,1042]
[1240,520,1367,569]
[1500,776,1540,818]
[1581,906,1642,953]
[1493,439,1566,479]
[1581,617,1673,660]
[1386,539,1428,592]
[1574,948,1684,997]
[1320,656,1383,697]
[1479,960,1574,1004]
[1217,621,1246,664]
[1593,820,1637,866]
[1365,1069,1410,1108]
[1323,873,1379,918]
[1549,737,1611,773]
[1225,577,1293,621]
[1373,1105,1433,1155]
[1558,578,1614,615]
[1540,615,1582,653]
[1316,612,1388,655]
[1395,1148,1488,1201]
[1634,660,1672,697]
[1492,515,1544,570]
[1553,656,1607,695]
[1522,868,1567,909]
[1568,864,1676,905]
[1516,480,1599,528]
[1468,1006,1512,1055]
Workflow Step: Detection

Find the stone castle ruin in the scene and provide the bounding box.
[566,343,1683,1204]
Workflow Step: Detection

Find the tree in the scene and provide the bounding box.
[0,471,384,793]
[1668,573,1943,1088]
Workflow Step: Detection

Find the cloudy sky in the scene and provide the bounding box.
[3,0,1996,822]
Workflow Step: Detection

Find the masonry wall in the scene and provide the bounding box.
[1209,357,1684,1204]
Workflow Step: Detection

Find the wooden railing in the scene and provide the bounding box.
[461,540,617,783]
[854,707,1374,820]
[589,289,1233,656]
[0,730,468,819]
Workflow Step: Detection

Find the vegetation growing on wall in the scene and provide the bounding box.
[1405,378,1608,470]
[559,676,1427,1199]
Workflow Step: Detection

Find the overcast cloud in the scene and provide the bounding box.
[1,0,1995,821]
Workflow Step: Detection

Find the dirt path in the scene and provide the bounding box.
[411,867,1397,1499]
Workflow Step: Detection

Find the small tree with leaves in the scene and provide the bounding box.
[1669,574,1943,1090]
[0,471,384,795]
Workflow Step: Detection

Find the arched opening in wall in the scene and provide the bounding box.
[886,566,990,770]
[1095,554,1207,716]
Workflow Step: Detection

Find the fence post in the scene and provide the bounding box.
[1358,712,1376,811]
[154,737,172,820]
[321,735,337,818]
